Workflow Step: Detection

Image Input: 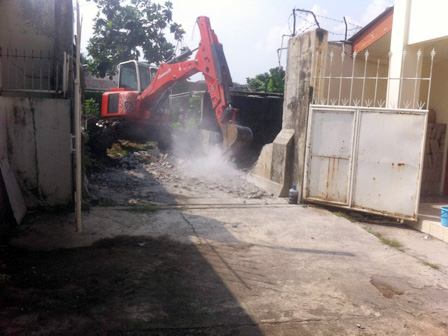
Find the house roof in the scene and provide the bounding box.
[348,6,394,53]
[84,71,118,91]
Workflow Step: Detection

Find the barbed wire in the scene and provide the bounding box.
[314,13,363,29]
[297,12,320,27]
[290,9,365,39]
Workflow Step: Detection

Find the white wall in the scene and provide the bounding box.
[0,97,72,207]
[408,0,448,45]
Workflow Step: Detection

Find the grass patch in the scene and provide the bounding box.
[107,140,157,157]
[123,204,159,213]
[365,227,404,251]
[333,211,357,222]
[422,260,440,270]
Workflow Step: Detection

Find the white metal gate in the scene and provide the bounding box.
[304,105,428,220]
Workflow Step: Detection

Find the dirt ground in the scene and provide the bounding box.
[1,147,448,335]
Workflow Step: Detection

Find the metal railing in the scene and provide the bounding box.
[0,47,72,95]
[312,46,435,110]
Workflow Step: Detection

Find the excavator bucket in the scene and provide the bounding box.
[221,124,253,156]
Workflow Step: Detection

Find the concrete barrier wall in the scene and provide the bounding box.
[0,97,72,209]
[252,29,328,198]
[232,93,283,154]
[201,92,284,165]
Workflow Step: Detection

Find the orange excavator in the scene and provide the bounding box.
[101,16,252,155]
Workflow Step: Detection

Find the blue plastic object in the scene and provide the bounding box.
[441,206,448,227]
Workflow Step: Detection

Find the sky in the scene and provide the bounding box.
[78,0,393,84]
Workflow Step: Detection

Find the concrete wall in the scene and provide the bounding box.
[0,0,73,92]
[0,97,72,208]
[232,93,283,156]
[408,0,448,45]
[0,0,73,56]
[252,29,328,198]
[0,0,74,225]
[201,92,284,166]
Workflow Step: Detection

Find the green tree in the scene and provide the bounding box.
[86,0,185,78]
[246,67,285,93]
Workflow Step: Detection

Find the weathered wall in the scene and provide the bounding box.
[253,29,328,199]
[0,0,74,225]
[232,93,283,156]
[201,92,284,165]
[287,29,328,201]
[0,0,73,57]
[0,97,72,208]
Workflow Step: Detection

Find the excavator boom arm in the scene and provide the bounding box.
[139,16,235,126]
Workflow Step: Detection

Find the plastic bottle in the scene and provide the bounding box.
[288,185,298,204]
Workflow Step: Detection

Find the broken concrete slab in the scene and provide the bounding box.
[252,129,294,196]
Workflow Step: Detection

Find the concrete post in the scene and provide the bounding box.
[252,29,328,200]
[386,0,413,108]
[285,29,328,202]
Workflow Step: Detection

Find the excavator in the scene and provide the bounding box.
[101,16,252,156]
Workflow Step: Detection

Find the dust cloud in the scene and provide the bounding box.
[172,130,239,183]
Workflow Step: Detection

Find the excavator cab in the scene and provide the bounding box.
[101,61,161,120]
[118,61,158,93]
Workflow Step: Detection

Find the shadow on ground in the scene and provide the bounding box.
[0,157,266,335]
[0,234,263,335]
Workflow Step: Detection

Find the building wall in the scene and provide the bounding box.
[408,0,448,45]
[0,0,74,223]
[0,97,72,208]
[0,0,73,57]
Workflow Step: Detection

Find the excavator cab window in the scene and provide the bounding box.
[138,65,151,91]
[118,61,157,92]
[119,62,139,91]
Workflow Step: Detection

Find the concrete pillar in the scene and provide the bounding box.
[386,0,425,108]
[286,29,328,202]
[252,29,328,200]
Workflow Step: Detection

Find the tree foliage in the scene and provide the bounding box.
[246,67,285,93]
[86,0,185,78]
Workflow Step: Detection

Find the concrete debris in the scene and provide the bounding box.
[88,145,273,206]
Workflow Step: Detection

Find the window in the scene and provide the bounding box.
[119,63,138,91]
[138,65,151,91]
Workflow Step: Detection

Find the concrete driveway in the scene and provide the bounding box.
[3,152,448,335]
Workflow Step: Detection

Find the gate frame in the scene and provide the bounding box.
[303,104,428,221]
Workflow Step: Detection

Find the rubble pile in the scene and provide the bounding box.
[88,145,271,206]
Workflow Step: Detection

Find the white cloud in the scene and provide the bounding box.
[361,0,392,25]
